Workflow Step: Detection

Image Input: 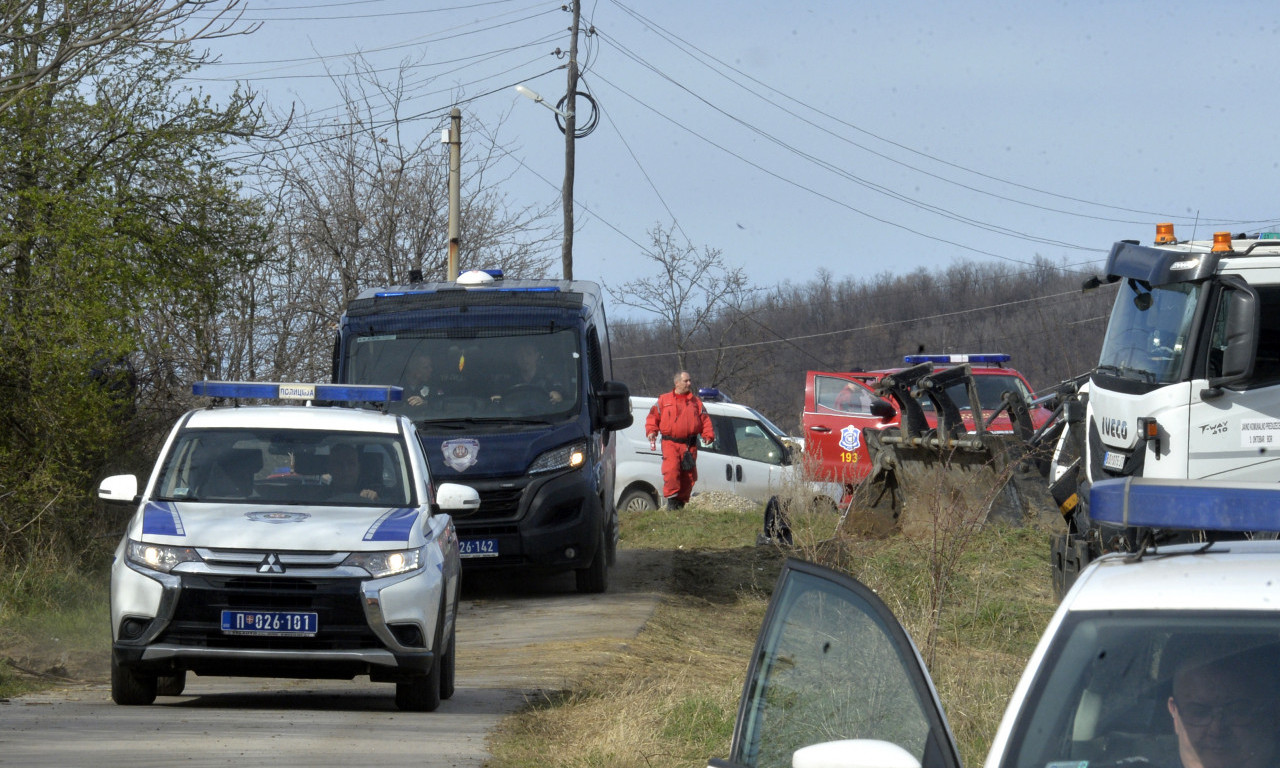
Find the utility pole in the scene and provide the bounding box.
[561,0,580,281]
[447,107,461,281]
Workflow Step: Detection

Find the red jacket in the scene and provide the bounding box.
[646,391,714,445]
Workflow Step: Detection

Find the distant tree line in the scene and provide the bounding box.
[609,250,1117,434]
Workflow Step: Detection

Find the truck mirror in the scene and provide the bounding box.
[1205,281,1259,395]
[598,381,633,431]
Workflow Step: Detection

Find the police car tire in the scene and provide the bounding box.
[111,654,157,706]
[395,656,442,712]
[396,606,446,712]
[156,670,187,697]
[439,620,456,701]
[574,529,608,594]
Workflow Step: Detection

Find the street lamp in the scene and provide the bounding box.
[514,85,573,119]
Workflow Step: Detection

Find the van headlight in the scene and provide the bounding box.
[529,441,587,474]
[344,548,423,578]
[126,540,203,573]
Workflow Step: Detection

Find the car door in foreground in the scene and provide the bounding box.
[709,558,961,768]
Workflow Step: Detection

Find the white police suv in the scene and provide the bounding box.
[710,478,1280,768]
[99,382,477,711]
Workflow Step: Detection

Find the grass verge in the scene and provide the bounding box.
[490,496,1058,768]
[0,561,111,697]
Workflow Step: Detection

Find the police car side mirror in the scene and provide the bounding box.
[98,474,140,505]
[435,483,480,513]
[791,739,922,768]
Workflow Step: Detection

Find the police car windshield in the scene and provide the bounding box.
[154,429,413,507]
[344,329,580,422]
[1000,611,1280,768]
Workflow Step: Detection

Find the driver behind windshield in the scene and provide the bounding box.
[490,342,563,406]
[1167,645,1279,768]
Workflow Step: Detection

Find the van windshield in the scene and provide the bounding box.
[344,330,581,421]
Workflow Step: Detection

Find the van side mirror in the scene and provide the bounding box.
[598,381,633,431]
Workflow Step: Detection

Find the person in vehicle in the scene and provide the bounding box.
[403,349,445,413]
[492,342,563,405]
[1166,645,1279,768]
[324,443,379,501]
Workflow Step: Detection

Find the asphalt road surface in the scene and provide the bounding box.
[0,549,672,768]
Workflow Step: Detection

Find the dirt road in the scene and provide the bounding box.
[0,549,673,767]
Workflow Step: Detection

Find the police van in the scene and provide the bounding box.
[711,478,1280,768]
[331,270,632,593]
[99,382,477,711]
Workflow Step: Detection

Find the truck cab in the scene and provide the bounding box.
[1052,225,1280,594]
[332,269,632,593]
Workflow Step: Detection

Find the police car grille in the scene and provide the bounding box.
[160,575,381,650]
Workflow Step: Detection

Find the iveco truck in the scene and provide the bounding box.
[1050,223,1280,594]
[332,269,632,593]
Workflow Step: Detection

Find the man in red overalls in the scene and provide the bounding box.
[645,371,715,510]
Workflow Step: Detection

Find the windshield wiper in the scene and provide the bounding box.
[1095,364,1157,383]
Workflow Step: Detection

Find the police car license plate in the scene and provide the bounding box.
[459,538,498,559]
[1103,451,1125,471]
[221,610,318,636]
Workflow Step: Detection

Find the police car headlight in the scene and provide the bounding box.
[529,441,587,474]
[344,548,423,578]
[126,540,203,573]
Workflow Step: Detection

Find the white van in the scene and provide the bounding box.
[615,396,836,512]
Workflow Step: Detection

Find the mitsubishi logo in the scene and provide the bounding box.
[257,553,285,574]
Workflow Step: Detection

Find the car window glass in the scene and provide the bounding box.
[731,417,784,466]
[702,415,730,455]
[735,567,935,768]
[816,376,875,415]
[1000,613,1280,768]
[157,428,413,507]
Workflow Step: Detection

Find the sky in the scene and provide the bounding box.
[185,0,1280,305]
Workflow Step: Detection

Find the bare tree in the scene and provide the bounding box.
[244,56,559,382]
[607,223,758,387]
[0,0,256,110]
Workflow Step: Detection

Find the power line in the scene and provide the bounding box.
[605,0,1280,229]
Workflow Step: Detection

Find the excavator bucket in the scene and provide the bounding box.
[849,362,1057,529]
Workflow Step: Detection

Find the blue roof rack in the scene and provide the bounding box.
[192,381,403,403]
[1091,477,1280,533]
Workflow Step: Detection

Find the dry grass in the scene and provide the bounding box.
[490,483,1060,768]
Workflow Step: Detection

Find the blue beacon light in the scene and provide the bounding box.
[1090,477,1280,534]
[192,381,403,402]
[903,353,1011,365]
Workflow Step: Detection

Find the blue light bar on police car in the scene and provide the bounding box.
[192,381,403,402]
[698,387,732,403]
[904,353,1011,365]
[1091,477,1280,533]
